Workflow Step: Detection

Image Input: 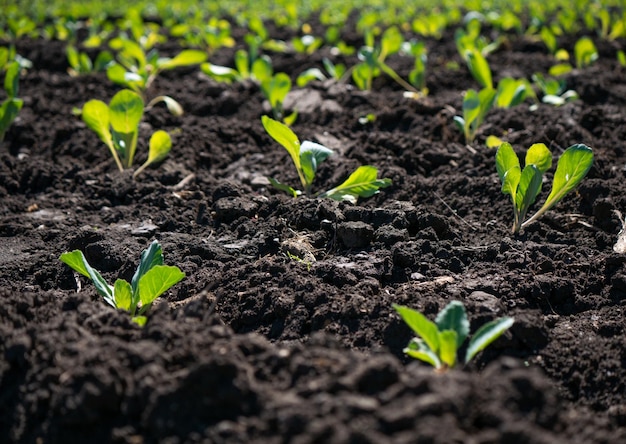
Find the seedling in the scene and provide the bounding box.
[60,240,185,326]
[453,87,496,144]
[495,77,530,108]
[531,73,578,106]
[574,36,598,69]
[66,45,113,76]
[393,301,514,372]
[107,38,206,114]
[496,142,594,233]
[0,61,23,146]
[261,116,391,203]
[82,89,172,177]
[296,58,347,87]
[201,49,273,84]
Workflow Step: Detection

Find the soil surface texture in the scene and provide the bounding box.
[1,21,626,444]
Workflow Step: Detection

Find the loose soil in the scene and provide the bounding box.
[1,20,625,444]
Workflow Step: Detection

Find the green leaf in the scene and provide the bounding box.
[261,72,291,110]
[133,130,172,179]
[462,89,481,130]
[59,250,115,307]
[131,316,147,326]
[516,164,543,215]
[261,115,303,186]
[0,98,23,142]
[393,304,440,354]
[525,144,593,227]
[574,36,598,68]
[495,142,521,199]
[299,141,333,187]
[525,143,552,173]
[157,49,206,70]
[465,317,514,363]
[296,68,326,87]
[137,264,185,308]
[319,165,391,203]
[234,49,250,77]
[82,99,113,147]
[113,279,132,311]
[438,330,458,368]
[131,240,163,297]
[486,135,504,148]
[404,338,441,369]
[352,63,372,90]
[201,63,240,83]
[435,301,469,348]
[109,89,143,167]
[466,49,492,89]
[268,177,301,198]
[4,62,21,98]
[381,26,403,56]
[251,55,273,82]
[106,63,130,86]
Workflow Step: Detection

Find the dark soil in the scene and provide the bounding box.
[1,23,626,444]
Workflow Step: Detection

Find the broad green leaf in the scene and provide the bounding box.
[525,143,552,173]
[262,73,291,110]
[466,49,492,89]
[59,250,114,306]
[262,116,302,180]
[438,330,458,368]
[533,144,594,218]
[381,26,403,56]
[574,36,598,68]
[137,264,185,308]
[548,63,572,77]
[94,51,114,72]
[109,89,143,133]
[435,301,469,347]
[133,130,172,179]
[234,49,250,77]
[495,142,521,200]
[67,45,79,69]
[268,177,301,198]
[393,304,440,354]
[299,141,333,187]
[486,135,504,148]
[319,166,391,203]
[201,63,239,83]
[131,240,163,296]
[117,39,146,69]
[496,78,526,108]
[157,49,206,70]
[82,99,113,147]
[516,165,542,215]
[107,63,130,86]
[404,338,441,369]
[465,317,514,363]
[4,62,20,98]
[113,279,132,311]
[0,98,23,141]
[462,89,481,129]
[296,68,326,87]
[352,63,372,90]
[251,55,273,83]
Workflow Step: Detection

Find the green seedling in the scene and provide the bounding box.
[292,34,323,54]
[351,26,422,96]
[574,36,598,69]
[66,45,114,76]
[495,77,530,108]
[453,87,496,144]
[496,142,594,233]
[60,240,185,326]
[170,17,235,57]
[393,301,514,372]
[261,72,294,123]
[402,39,429,97]
[107,38,206,114]
[0,61,23,146]
[201,49,273,84]
[532,73,578,106]
[296,58,347,87]
[261,116,391,203]
[82,89,172,177]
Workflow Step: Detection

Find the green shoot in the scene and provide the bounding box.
[574,36,598,69]
[60,240,185,326]
[495,77,529,108]
[393,301,514,372]
[453,87,496,144]
[66,45,113,76]
[261,116,391,203]
[82,89,172,176]
[0,61,23,146]
[496,142,593,233]
[531,73,578,106]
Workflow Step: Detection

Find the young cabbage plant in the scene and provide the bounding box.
[66,45,113,76]
[82,89,172,176]
[393,301,514,372]
[496,142,594,233]
[574,36,598,69]
[60,240,185,326]
[351,27,422,96]
[261,116,391,203]
[296,58,347,87]
[495,77,530,108]
[453,87,496,144]
[106,38,206,114]
[531,73,579,107]
[0,61,23,146]
[201,49,273,84]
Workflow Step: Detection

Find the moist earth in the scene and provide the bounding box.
[1,21,626,444]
